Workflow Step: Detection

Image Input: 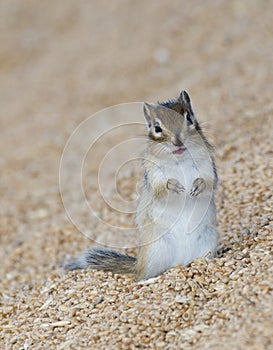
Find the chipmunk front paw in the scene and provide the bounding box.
[167,178,185,194]
[190,178,206,196]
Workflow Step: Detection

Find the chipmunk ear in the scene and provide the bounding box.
[178,90,196,123]
[178,90,194,116]
[143,102,156,129]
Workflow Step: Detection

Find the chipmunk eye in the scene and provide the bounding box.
[154,123,162,133]
[186,113,193,125]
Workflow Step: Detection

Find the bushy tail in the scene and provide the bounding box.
[66,248,137,275]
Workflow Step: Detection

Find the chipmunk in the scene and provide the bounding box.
[66,90,219,280]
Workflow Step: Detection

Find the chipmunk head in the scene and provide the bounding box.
[143,90,202,157]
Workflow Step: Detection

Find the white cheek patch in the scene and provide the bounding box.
[153,132,162,139]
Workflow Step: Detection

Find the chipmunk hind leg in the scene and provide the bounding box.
[136,237,175,280]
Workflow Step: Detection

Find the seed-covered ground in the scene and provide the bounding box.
[1,1,272,349]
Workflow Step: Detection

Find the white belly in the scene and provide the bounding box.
[148,159,218,273]
[149,195,218,276]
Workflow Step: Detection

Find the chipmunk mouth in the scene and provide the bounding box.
[172,147,187,155]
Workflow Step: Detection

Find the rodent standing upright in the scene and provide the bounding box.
[67,90,219,280]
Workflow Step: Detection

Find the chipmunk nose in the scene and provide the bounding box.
[173,137,184,147]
